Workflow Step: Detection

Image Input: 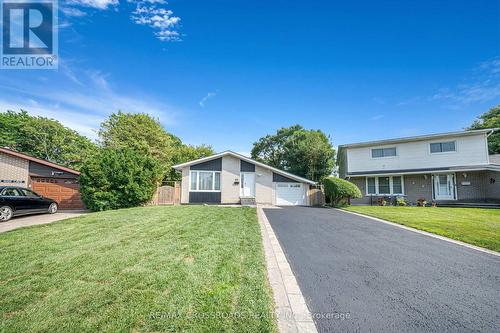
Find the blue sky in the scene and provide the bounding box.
[1,0,499,154]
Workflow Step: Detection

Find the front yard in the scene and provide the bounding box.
[0,206,276,333]
[344,206,500,252]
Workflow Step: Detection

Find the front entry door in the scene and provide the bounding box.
[241,173,255,197]
[433,174,456,200]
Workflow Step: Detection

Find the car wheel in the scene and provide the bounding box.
[48,203,58,214]
[0,206,13,222]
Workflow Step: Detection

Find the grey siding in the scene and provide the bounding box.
[190,158,222,171]
[273,173,298,183]
[349,171,499,205]
[486,171,500,201]
[240,160,255,172]
[189,192,221,203]
[404,174,433,203]
[455,171,488,201]
[455,171,500,202]
[349,177,371,205]
[349,175,434,205]
[29,161,78,179]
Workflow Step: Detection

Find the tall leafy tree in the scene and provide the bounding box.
[0,110,97,170]
[98,111,179,178]
[468,105,500,154]
[251,125,303,170]
[251,125,335,181]
[168,144,215,180]
[98,111,215,181]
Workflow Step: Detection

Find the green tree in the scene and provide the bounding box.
[251,125,303,170]
[468,105,500,154]
[98,112,179,178]
[79,148,163,211]
[251,125,335,181]
[168,144,215,180]
[323,176,362,206]
[0,110,97,170]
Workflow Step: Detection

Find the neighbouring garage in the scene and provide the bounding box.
[0,147,85,210]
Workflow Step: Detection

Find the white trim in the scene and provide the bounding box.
[173,151,316,185]
[432,173,457,201]
[365,175,405,196]
[189,170,221,192]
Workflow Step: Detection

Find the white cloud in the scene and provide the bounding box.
[65,0,182,42]
[431,57,500,105]
[61,7,87,17]
[199,92,217,108]
[0,66,179,140]
[131,3,182,41]
[67,0,118,10]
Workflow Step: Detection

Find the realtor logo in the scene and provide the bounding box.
[1,0,58,69]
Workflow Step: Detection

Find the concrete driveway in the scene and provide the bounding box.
[0,210,86,233]
[263,207,500,333]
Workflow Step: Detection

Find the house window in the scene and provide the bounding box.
[190,171,221,191]
[378,177,390,194]
[367,178,376,194]
[366,176,404,195]
[371,147,396,158]
[430,141,456,153]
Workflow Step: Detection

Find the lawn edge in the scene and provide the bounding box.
[257,205,318,333]
[339,208,500,258]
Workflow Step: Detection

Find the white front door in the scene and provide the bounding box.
[241,172,255,197]
[433,174,456,200]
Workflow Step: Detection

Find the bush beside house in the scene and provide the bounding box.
[79,148,163,211]
[323,176,362,206]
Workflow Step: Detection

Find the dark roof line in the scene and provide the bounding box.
[338,128,499,149]
[0,147,80,175]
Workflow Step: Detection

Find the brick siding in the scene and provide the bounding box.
[0,152,29,187]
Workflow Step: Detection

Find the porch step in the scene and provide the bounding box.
[436,202,500,209]
[240,197,256,206]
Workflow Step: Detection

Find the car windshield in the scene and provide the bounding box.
[20,189,40,198]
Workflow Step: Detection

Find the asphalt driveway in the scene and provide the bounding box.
[264,207,500,333]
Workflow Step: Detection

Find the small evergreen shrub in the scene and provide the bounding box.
[323,177,362,206]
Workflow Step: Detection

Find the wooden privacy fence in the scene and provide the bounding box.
[149,181,181,205]
[308,185,325,206]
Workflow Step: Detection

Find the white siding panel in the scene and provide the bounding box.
[347,134,489,173]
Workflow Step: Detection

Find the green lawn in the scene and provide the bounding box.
[344,206,500,252]
[0,206,276,333]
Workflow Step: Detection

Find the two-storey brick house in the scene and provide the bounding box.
[338,129,500,206]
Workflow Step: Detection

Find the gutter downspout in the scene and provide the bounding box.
[486,128,499,164]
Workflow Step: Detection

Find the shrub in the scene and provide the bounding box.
[79,147,163,211]
[323,177,362,206]
[396,196,407,206]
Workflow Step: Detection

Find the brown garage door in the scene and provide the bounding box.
[32,177,84,209]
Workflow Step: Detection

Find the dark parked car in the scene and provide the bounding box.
[0,186,58,222]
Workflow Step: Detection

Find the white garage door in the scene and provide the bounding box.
[276,183,306,206]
